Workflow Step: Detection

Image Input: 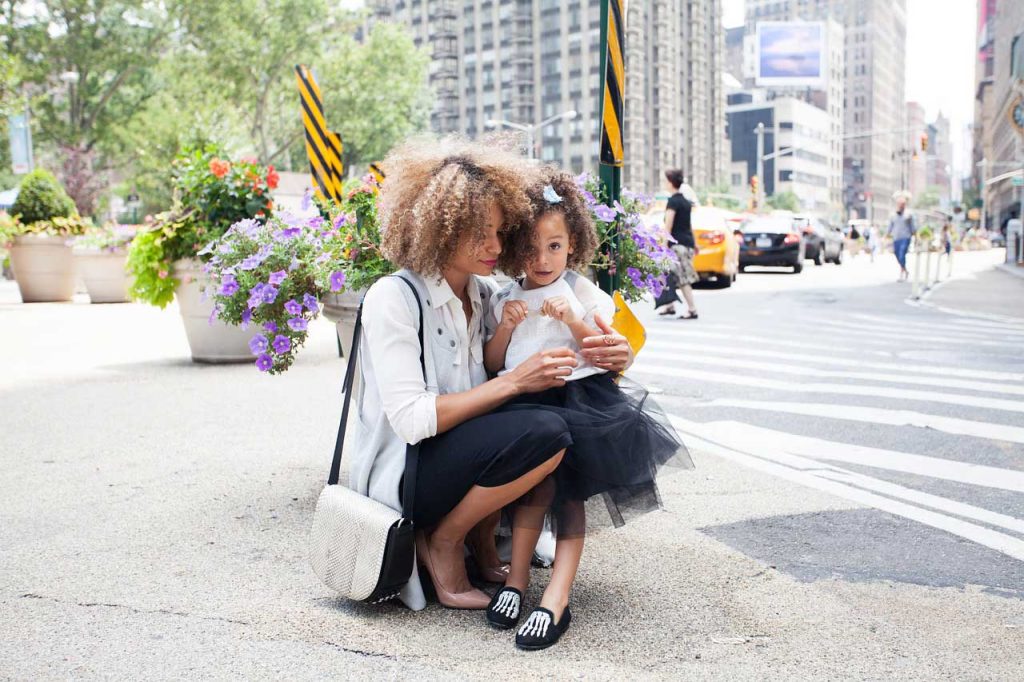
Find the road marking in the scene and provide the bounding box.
[641,336,1024,383]
[628,363,1024,414]
[682,397,1024,444]
[850,312,1024,337]
[671,417,1024,563]
[655,411,1024,492]
[637,347,1024,397]
[805,317,1021,346]
[645,325,865,354]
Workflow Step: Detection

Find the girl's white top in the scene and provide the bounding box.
[487,271,615,381]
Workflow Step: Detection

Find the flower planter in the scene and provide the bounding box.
[322,288,367,358]
[73,250,131,303]
[173,259,253,363]
[9,234,76,302]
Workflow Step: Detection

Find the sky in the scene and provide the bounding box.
[723,0,976,181]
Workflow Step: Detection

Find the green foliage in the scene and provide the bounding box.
[11,169,77,225]
[126,216,184,309]
[70,224,137,252]
[914,189,941,210]
[335,179,395,292]
[766,191,800,212]
[696,184,743,211]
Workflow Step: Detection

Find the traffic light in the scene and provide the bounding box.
[750,175,759,194]
[920,133,929,153]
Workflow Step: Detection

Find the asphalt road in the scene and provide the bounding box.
[1,248,1021,680]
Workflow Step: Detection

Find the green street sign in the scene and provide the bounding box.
[1013,176,1024,186]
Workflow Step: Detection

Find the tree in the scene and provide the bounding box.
[766,191,800,212]
[314,22,433,173]
[914,188,941,210]
[696,183,743,211]
[1,1,175,214]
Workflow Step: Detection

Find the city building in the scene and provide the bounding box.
[984,0,1024,233]
[744,0,908,224]
[365,0,726,194]
[906,101,927,199]
[926,112,953,209]
[727,94,841,216]
[971,0,997,226]
[727,18,844,217]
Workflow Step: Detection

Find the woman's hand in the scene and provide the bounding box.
[541,295,578,324]
[499,300,528,331]
[579,315,633,373]
[505,347,578,395]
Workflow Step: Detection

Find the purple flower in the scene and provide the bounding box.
[240,255,261,271]
[219,274,239,296]
[306,215,326,230]
[646,274,665,297]
[255,353,273,372]
[241,308,252,329]
[197,242,215,256]
[274,226,302,241]
[208,304,221,326]
[303,293,319,311]
[218,243,233,254]
[231,218,261,238]
[289,256,301,271]
[287,317,308,332]
[626,267,644,289]
[261,285,279,305]
[593,204,617,223]
[249,334,269,355]
[284,298,303,315]
[264,321,278,333]
[301,187,312,211]
[332,212,348,230]
[613,200,625,214]
[247,285,264,309]
[268,270,287,286]
[272,335,292,354]
[581,190,597,206]
[329,271,346,292]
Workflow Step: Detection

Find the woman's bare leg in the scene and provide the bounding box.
[427,450,565,594]
[538,500,585,620]
[467,511,503,570]
[505,475,556,593]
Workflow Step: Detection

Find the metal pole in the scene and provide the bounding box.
[755,122,765,210]
[979,158,987,234]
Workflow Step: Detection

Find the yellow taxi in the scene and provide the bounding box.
[645,203,741,287]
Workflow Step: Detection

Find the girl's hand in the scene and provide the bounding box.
[541,296,578,324]
[579,315,633,373]
[499,300,528,331]
[505,347,578,394]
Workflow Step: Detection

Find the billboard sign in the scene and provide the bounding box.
[8,113,33,175]
[755,21,826,87]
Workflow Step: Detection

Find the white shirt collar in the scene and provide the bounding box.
[424,275,483,312]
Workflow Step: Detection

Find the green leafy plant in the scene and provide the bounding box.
[9,169,83,234]
[70,224,137,253]
[126,146,279,306]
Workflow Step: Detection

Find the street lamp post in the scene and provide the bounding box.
[485,110,578,160]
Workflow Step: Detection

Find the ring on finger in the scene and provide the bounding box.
[602,334,616,346]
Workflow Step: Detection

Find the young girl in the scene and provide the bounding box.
[483,169,692,650]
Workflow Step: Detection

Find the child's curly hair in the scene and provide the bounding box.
[498,166,598,276]
[378,135,534,276]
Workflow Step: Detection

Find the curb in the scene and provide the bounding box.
[997,262,1024,280]
[904,266,1024,325]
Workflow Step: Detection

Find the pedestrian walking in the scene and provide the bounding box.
[483,168,692,650]
[887,195,916,281]
[660,168,699,319]
[346,136,635,616]
[866,224,882,263]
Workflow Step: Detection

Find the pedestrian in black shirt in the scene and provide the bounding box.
[660,168,699,319]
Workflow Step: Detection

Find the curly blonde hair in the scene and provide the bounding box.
[378,135,535,276]
[497,166,598,276]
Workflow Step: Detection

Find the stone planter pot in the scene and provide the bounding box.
[173,259,253,363]
[322,288,367,359]
[73,250,131,303]
[9,234,76,302]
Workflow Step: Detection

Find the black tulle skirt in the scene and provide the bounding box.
[499,372,693,536]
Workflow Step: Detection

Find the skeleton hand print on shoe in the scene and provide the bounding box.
[494,590,520,619]
[518,610,551,639]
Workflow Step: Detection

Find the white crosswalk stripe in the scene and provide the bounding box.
[639,307,1024,565]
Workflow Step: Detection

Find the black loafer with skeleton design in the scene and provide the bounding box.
[485,586,523,630]
[515,606,571,650]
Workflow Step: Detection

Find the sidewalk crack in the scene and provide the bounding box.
[19,592,251,626]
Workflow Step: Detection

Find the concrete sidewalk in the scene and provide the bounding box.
[921,257,1024,323]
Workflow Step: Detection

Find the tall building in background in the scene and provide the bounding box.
[971,0,997,224]
[366,0,726,193]
[989,0,1024,231]
[744,0,908,224]
[906,101,927,199]
[926,112,953,209]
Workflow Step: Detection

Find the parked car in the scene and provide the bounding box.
[794,216,845,265]
[644,205,741,287]
[738,216,806,273]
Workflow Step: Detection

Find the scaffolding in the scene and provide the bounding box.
[430,0,460,132]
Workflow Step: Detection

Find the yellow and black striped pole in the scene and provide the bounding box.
[294,65,343,204]
[368,162,385,187]
[598,0,626,293]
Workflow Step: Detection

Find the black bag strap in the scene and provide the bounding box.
[327,274,425,522]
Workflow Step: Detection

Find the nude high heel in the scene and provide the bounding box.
[416,532,490,610]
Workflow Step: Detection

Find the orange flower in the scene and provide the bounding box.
[265,200,273,210]
[266,165,279,190]
[209,158,231,178]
